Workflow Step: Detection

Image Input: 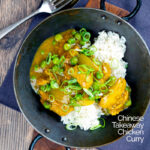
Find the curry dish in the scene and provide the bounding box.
[30,28,131,129]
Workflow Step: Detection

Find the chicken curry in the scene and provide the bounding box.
[30,28,132,117]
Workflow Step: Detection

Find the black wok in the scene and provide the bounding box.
[13,0,150,149]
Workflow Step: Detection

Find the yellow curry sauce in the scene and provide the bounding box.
[30,28,132,117]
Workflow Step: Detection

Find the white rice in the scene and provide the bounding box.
[61,103,104,131]
[94,31,127,78]
[61,30,127,130]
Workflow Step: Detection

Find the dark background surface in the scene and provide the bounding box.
[0,0,150,150]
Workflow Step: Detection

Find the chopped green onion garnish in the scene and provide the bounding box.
[68,68,74,75]
[79,28,87,36]
[75,33,81,40]
[40,61,47,69]
[43,101,51,109]
[50,80,59,89]
[82,32,91,42]
[80,40,86,46]
[46,53,52,65]
[52,65,59,72]
[66,123,77,130]
[90,124,102,130]
[68,38,76,44]
[83,88,94,97]
[99,118,106,128]
[55,34,63,42]
[48,95,55,102]
[64,43,71,51]
[70,56,78,65]
[62,104,70,112]
[67,79,77,84]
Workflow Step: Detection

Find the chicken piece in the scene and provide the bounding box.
[50,101,74,116]
[99,78,129,115]
[72,65,93,89]
[50,89,70,104]
[78,54,99,71]
[78,98,95,106]
[39,90,49,100]
[40,99,73,116]
[100,63,111,83]
[36,76,50,86]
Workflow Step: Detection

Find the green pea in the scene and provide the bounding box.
[43,101,51,109]
[52,65,59,72]
[55,34,63,42]
[52,40,56,45]
[40,50,45,55]
[64,43,71,51]
[68,38,76,44]
[96,72,103,79]
[40,61,47,69]
[50,80,59,89]
[34,65,39,71]
[70,57,78,65]
[124,99,132,107]
[75,33,81,40]
[72,29,77,35]
[80,40,86,46]
[53,57,60,65]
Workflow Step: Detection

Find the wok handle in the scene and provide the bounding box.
[29,134,71,150]
[100,0,142,21]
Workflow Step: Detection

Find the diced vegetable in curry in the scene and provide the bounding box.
[30,28,131,117]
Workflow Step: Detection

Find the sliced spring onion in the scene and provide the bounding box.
[99,84,108,93]
[79,28,86,35]
[80,40,86,46]
[89,45,97,52]
[75,33,81,40]
[48,95,55,102]
[46,53,52,65]
[55,34,63,42]
[90,124,102,130]
[105,76,116,87]
[66,123,77,130]
[92,58,101,66]
[43,101,51,109]
[68,68,74,75]
[64,43,71,51]
[82,48,94,56]
[61,104,70,112]
[52,65,59,72]
[50,80,59,89]
[67,78,77,84]
[82,32,91,42]
[83,88,94,97]
[99,118,105,128]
